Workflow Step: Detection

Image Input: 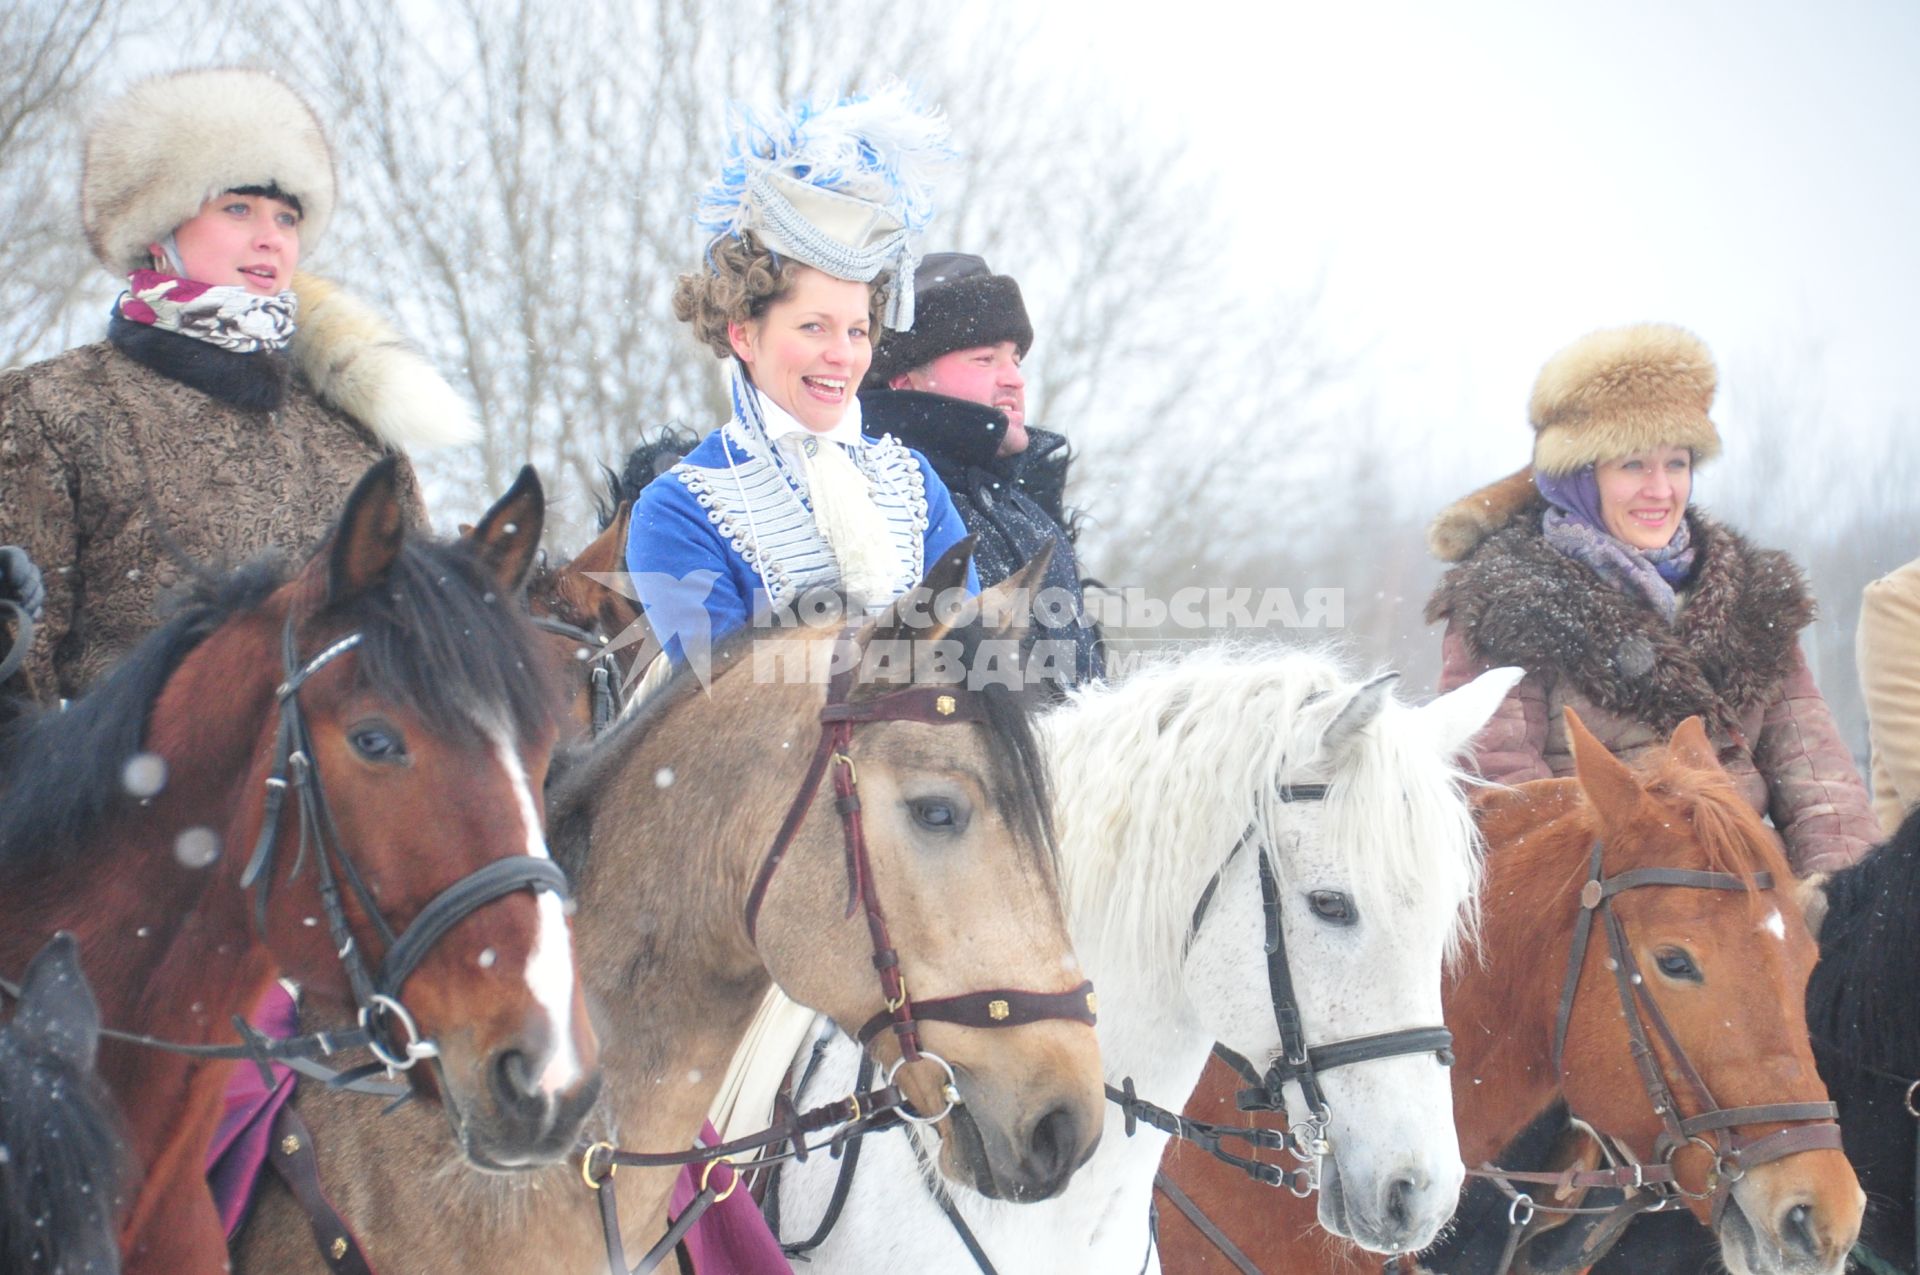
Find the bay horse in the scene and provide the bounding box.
[0,934,126,1275]
[1573,802,1920,1275]
[230,542,1108,1274]
[768,649,1525,1271]
[1156,710,1863,1275]
[0,461,602,1273]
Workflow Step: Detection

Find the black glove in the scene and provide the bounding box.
[0,546,46,623]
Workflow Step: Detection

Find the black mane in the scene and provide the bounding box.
[0,536,555,872]
[1806,811,1912,1069]
[593,427,698,531]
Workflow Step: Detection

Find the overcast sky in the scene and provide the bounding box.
[1061,0,1919,496]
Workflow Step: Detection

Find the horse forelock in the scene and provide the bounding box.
[333,536,558,748]
[1044,644,1483,976]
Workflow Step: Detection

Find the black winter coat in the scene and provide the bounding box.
[862,389,1103,689]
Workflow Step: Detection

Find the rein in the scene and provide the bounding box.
[1469,839,1844,1272]
[0,612,573,1090]
[586,631,1097,1273]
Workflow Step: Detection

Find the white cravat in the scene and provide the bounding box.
[753,389,903,605]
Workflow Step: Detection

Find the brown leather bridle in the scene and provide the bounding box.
[1468,839,1845,1271]
[743,632,1097,1074]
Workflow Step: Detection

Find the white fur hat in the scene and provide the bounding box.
[82,68,336,276]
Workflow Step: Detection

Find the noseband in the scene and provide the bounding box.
[1190,786,1456,1138]
[1543,840,1842,1228]
[239,614,571,1071]
[744,632,1097,1073]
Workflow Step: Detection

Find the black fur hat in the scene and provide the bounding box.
[864,253,1033,388]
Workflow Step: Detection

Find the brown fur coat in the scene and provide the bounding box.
[1427,496,1879,873]
[0,276,467,703]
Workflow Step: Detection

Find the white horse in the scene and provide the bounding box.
[769,646,1522,1272]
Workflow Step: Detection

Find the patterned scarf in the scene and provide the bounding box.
[116,270,297,353]
[1541,507,1697,625]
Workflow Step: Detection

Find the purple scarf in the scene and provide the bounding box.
[1534,467,1697,625]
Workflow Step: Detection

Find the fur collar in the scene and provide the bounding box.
[105,273,475,450]
[108,314,290,410]
[287,273,476,450]
[1425,501,1814,732]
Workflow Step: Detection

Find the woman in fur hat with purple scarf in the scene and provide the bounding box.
[1427,322,1878,874]
[0,67,473,707]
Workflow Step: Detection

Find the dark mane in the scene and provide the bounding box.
[1807,812,1909,1070]
[593,427,697,531]
[0,558,289,870]
[0,536,554,873]
[547,604,1057,882]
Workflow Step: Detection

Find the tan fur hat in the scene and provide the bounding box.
[1529,323,1721,476]
[82,68,336,277]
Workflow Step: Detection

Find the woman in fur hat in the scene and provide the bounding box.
[625,86,975,675]
[1426,323,1878,873]
[0,67,472,706]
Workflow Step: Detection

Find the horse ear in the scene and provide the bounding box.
[1320,671,1400,757]
[975,544,1053,644]
[856,536,977,647]
[327,458,407,606]
[12,933,101,1073]
[1421,666,1525,758]
[1567,707,1645,827]
[1666,715,1720,774]
[466,466,546,594]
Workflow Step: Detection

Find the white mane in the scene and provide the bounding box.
[1040,643,1484,980]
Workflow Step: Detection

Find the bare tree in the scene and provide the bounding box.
[0,0,122,368]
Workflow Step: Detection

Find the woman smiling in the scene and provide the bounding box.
[1425,323,1878,873]
[626,87,973,671]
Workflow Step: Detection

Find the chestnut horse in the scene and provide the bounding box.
[231,543,1108,1274]
[0,462,602,1273]
[1157,711,1863,1275]
[0,934,126,1275]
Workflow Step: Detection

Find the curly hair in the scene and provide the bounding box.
[673,232,889,359]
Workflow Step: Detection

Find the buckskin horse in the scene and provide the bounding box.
[231,542,1107,1274]
[768,650,1524,1272]
[0,461,603,1273]
[1157,710,1863,1275]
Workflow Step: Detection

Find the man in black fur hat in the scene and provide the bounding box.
[861,253,1102,689]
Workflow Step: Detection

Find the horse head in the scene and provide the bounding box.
[232,462,602,1169]
[743,541,1105,1202]
[1519,709,1862,1275]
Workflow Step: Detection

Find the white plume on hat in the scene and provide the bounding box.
[83,68,337,276]
[695,83,952,329]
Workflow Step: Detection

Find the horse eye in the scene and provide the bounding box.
[348,723,408,762]
[908,798,961,833]
[1307,890,1354,925]
[1653,947,1701,983]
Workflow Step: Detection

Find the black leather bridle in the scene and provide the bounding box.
[237,613,573,1072]
[1181,784,1456,1185]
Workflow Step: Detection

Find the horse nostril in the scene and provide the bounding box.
[1384,1172,1424,1230]
[1780,1201,1818,1257]
[1023,1104,1081,1192]
[491,1049,544,1115]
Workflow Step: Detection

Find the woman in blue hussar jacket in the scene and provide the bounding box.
[628,87,975,672]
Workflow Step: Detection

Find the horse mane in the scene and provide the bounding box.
[1635,748,1794,885]
[546,604,1057,882]
[0,558,289,870]
[1806,809,1910,1070]
[1042,642,1483,975]
[0,536,554,872]
[594,427,697,532]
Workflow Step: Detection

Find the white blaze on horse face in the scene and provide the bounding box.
[489,726,584,1096]
[1762,908,1786,941]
